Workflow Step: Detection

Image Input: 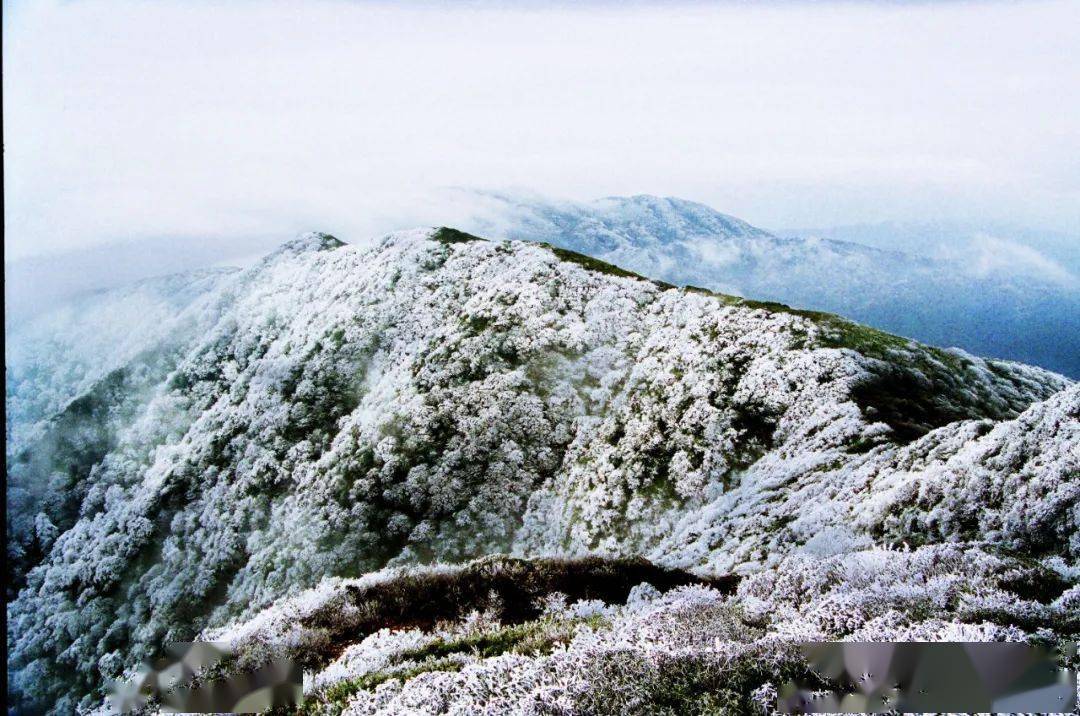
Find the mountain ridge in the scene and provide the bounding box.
[452,192,1080,376]
[6,227,1076,713]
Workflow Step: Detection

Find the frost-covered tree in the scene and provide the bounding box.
[6,227,1076,713]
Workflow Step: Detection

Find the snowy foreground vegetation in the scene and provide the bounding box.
[5,227,1078,714]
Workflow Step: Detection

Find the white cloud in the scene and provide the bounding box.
[683,237,743,268]
[958,234,1077,287]
[4,0,1079,260]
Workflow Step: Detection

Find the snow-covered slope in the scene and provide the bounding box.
[5,267,239,451]
[453,193,1080,377]
[6,229,1076,713]
[5,267,240,602]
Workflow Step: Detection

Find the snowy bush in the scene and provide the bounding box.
[5,228,1075,713]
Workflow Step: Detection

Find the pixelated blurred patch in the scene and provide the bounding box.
[109,642,303,713]
[778,642,1077,713]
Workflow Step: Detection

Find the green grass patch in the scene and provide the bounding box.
[541,244,675,289]
[430,227,485,244]
[397,623,539,662]
[397,614,608,664]
[682,284,931,367]
[297,658,465,714]
[297,614,610,713]
[844,435,882,454]
[814,318,912,360]
[682,285,837,322]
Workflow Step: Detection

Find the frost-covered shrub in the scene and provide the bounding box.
[179,543,1076,716]
[5,228,1074,713]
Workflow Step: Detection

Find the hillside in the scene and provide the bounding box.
[6,228,1077,714]
[452,193,1080,377]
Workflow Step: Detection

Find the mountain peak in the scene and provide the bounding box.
[430,226,486,244]
[274,231,347,256]
[448,193,1079,376]
[6,222,1075,712]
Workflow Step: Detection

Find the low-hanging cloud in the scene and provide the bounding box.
[4,0,1080,264]
[957,234,1078,288]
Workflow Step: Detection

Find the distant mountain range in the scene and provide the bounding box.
[450,193,1079,377]
[783,219,1080,276]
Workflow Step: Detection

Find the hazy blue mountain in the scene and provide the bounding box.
[783,219,1080,276]
[453,193,1080,377]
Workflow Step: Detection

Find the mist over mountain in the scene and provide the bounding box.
[9,192,1076,379]
[7,0,1080,710]
[449,193,1080,377]
[783,220,1080,276]
[6,228,1077,713]
[3,235,276,328]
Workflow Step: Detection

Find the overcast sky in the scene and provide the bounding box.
[4,0,1079,261]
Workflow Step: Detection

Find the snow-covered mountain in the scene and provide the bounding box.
[450,193,1080,377]
[6,229,1077,714]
